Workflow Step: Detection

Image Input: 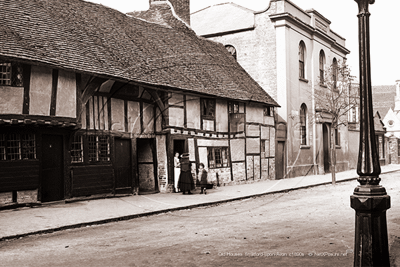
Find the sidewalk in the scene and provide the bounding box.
[1,164,400,241]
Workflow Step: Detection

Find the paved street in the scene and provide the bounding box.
[1,171,400,267]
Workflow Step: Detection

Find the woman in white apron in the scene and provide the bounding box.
[174,152,180,192]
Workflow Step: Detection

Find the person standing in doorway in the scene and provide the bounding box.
[178,153,194,194]
[174,152,180,193]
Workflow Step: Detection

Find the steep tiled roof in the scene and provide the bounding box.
[0,0,278,106]
[372,85,396,117]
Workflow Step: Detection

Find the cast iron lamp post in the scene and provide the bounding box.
[350,0,390,266]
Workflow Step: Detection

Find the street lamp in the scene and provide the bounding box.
[350,0,390,266]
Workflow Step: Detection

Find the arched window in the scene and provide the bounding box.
[299,41,306,79]
[319,50,325,84]
[332,58,338,89]
[300,104,307,145]
[225,45,237,60]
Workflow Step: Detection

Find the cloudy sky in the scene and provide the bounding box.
[87,0,398,86]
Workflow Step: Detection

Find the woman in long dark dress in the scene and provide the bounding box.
[178,153,194,194]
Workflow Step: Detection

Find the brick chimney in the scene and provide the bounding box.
[149,0,190,25]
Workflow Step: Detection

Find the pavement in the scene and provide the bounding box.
[1,164,400,242]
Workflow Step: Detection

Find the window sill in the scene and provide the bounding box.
[319,83,327,88]
[299,78,309,83]
[335,145,341,149]
[300,145,311,149]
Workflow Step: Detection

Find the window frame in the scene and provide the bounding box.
[299,42,306,79]
[225,45,237,61]
[335,128,340,146]
[201,98,216,131]
[71,133,111,164]
[300,104,307,146]
[319,50,326,85]
[0,61,24,87]
[207,147,230,169]
[0,133,36,161]
[332,58,338,89]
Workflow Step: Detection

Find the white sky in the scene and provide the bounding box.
[87,0,398,86]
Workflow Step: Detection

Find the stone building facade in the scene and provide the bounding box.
[191,0,352,178]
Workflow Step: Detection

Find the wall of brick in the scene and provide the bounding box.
[17,189,38,204]
[0,192,13,205]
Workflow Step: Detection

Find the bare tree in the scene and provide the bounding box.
[314,60,358,184]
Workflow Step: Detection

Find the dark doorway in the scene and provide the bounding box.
[41,134,64,202]
[323,124,330,173]
[276,141,285,179]
[173,139,185,156]
[137,138,157,194]
[114,138,132,194]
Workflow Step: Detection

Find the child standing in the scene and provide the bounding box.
[198,163,208,194]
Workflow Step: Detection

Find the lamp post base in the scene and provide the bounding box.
[351,184,390,266]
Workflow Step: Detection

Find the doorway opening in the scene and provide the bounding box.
[323,124,330,173]
[137,138,158,194]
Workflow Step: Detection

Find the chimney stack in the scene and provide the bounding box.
[149,0,190,25]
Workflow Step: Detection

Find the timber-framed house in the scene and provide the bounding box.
[0,0,279,206]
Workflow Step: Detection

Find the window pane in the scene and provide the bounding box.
[98,136,110,162]
[215,148,222,167]
[12,64,24,87]
[21,134,35,159]
[88,135,97,162]
[208,148,215,168]
[0,134,5,160]
[71,134,83,163]
[0,63,11,85]
[7,133,20,160]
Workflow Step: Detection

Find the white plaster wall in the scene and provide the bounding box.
[29,66,52,116]
[56,70,76,118]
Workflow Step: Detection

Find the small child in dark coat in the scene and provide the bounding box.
[198,163,208,194]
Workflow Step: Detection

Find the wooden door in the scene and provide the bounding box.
[137,138,157,193]
[323,124,330,173]
[276,141,285,179]
[114,138,132,194]
[41,134,64,202]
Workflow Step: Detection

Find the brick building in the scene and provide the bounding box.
[191,0,352,178]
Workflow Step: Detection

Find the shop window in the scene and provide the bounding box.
[0,133,36,160]
[0,62,24,86]
[208,147,230,168]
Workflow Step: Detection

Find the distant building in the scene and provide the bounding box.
[373,81,400,164]
[191,0,351,178]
